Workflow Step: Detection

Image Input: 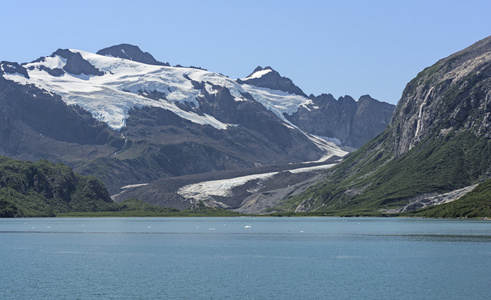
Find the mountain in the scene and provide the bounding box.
[279,35,491,217]
[0,156,117,217]
[0,44,394,202]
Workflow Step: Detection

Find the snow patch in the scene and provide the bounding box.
[178,172,277,202]
[289,163,336,173]
[242,68,273,80]
[177,163,337,203]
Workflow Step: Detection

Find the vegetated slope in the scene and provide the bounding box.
[279,35,491,217]
[0,156,118,217]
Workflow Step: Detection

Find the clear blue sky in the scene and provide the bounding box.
[1,0,490,104]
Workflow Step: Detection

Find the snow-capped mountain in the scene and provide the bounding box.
[0,44,394,199]
[2,48,313,130]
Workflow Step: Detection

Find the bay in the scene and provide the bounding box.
[1,217,490,299]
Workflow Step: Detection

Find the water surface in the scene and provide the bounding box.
[1,217,490,299]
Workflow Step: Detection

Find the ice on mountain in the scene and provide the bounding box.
[3,48,316,132]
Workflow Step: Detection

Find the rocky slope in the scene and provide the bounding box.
[112,157,342,212]
[278,35,491,216]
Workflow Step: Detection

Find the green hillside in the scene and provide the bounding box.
[276,36,491,218]
[0,156,245,218]
[278,130,491,216]
[0,157,119,217]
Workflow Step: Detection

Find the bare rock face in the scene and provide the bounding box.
[287,94,395,148]
[390,36,491,156]
[350,95,395,148]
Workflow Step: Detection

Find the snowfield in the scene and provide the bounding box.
[4,51,232,131]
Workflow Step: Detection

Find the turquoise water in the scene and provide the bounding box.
[1,217,490,299]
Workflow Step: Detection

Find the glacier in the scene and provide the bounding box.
[177,162,337,203]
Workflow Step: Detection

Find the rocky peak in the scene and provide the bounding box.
[358,94,377,104]
[287,93,395,148]
[96,44,170,66]
[237,66,306,96]
[249,66,274,76]
[337,95,357,106]
[390,35,491,156]
[356,95,395,119]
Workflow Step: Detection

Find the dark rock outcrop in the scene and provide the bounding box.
[0,61,29,78]
[197,84,318,153]
[39,65,64,76]
[97,43,170,66]
[63,52,104,76]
